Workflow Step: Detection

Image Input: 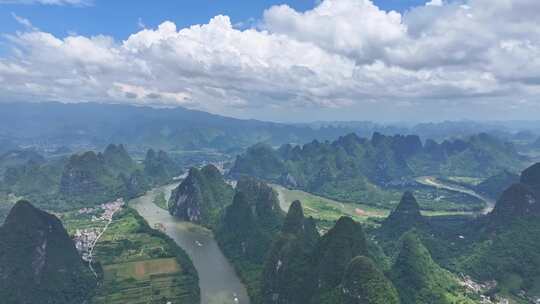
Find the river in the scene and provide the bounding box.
[415,176,496,214]
[130,184,250,304]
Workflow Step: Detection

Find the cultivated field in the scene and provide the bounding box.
[89,208,199,304]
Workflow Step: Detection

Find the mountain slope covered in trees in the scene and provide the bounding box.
[0,145,180,221]
[0,201,96,304]
[168,165,234,226]
[231,132,523,207]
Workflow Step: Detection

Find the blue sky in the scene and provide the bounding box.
[0,0,426,41]
[0,0,538,122]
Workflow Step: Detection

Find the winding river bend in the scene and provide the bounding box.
[130,184,250,304]
[415,176,496,214]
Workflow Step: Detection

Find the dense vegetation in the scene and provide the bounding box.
[327,256,400,304]
[170,165,536,303]
[451,163,540,300]
[3,111,540,304]
[215,178,284,300]
[474,170,520,200]
[0,145,180,221]
[259,200,402,304]
[231,132,521,209]
[261,200,319,304]
[91,208,200,304]
[378,191,427,239]
[0,201,96,304]
[369,162,540,302]
[168,164,234,226]
[167,166,285,301]
[143,149,181,185]
[391,231,475,304]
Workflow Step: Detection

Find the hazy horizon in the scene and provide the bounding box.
[3,100,540,126]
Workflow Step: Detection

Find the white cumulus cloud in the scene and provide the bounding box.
[0,0,91,5]
[0,0,539,121]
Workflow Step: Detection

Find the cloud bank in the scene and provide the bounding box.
[0,0,539,121]
[0,0,91,6]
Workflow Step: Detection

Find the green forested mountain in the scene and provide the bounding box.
[489,162,540,224]
[391,231,475,304]
[454,163,540,300]
[459,216,540,300]
[143,149,181,185]
[58,144,155,205]
[370,162,540,302]
[231,132,522,206]
[0,145,181,224]
[370,171,540,303]
[261,200,319,304]
[519,162,540,197]
[260,202,398,304]
[167,168,285,301]
[378,192,427,239]
[489,183,540,222]
[168,164,234,226]
[234,177,284,233]
[326,256,400,304]
[215,178,284,299]
[408,133,522,177]
[0,149,46,176]
[313,216,370,293]
[101,144,137,174]
[474,170,519,200]
[0,201,96,304]
[3,156,66,197]
[60,151,123,201]
[1,127,536,304]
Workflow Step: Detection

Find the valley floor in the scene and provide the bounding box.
[415,176,495,214]
[60,199,199,304]
[272,183,485,231]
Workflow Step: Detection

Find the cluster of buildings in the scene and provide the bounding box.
[96,198,125,222]
[72,198,125,261]
[458,275,512,304]
[77,207,95,215]
[73,228,100,261]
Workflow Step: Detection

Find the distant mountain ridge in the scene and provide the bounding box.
[231,132,523,204]
[2,102,536,154]
[0,144,180,220]
[0,102,363,152]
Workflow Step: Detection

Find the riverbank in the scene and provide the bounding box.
[272,183,483,231]
[90,207,199,304]
[130,185,250,304]
[415,176,495,214]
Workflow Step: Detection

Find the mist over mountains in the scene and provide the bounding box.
[1,102,540,155]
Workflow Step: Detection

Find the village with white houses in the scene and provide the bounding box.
[72,198,125,262]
